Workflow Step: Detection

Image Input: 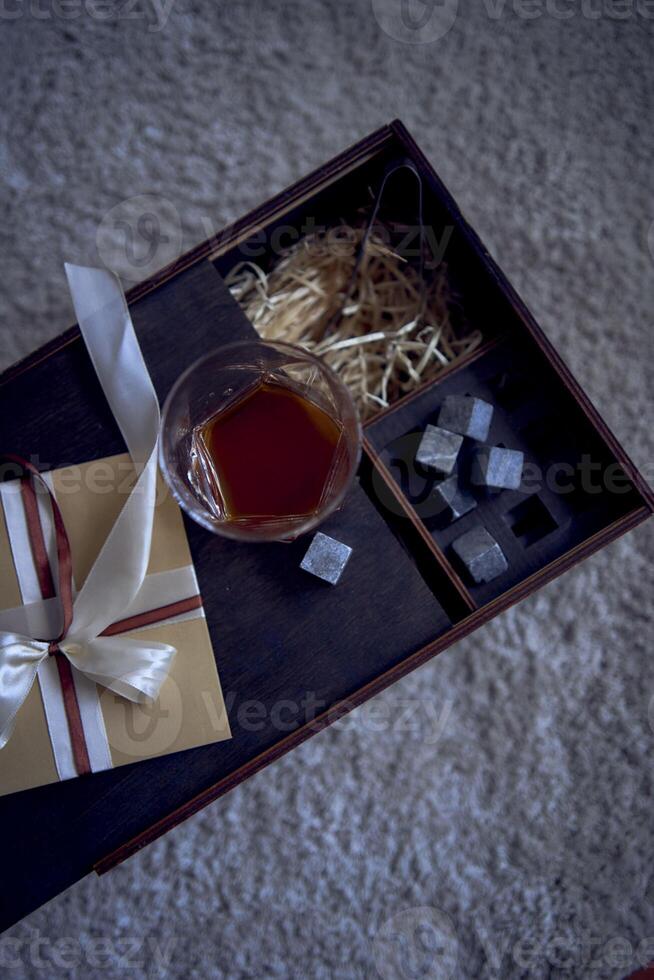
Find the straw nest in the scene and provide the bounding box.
[224,225,482,420]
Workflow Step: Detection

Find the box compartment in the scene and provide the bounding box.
[365,335,641,606]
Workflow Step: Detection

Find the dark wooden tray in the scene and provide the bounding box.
[0,121,651,933]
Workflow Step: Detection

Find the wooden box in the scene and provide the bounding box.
[0,120,651,931]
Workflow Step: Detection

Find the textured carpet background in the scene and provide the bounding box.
[0,1,653,978]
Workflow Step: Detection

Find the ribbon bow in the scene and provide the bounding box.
[0,266,177,773]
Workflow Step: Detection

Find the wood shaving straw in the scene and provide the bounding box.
[224,225,482,419]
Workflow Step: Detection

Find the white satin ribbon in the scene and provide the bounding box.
[0,265,177,752]
[0,634,175,749]
[0,565,203,638]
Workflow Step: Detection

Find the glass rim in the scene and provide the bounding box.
[158,339,363,541]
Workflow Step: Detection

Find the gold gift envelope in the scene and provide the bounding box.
[0,453,231,797]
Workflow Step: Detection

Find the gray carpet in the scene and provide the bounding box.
[1,2,653,978]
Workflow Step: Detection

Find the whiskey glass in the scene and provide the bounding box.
[159,340,362,542]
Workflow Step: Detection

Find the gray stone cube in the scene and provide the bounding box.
[300,532,352,585]
[471,446,524,490]
[431,474,477,523]
[451,526,508,584]
[439,394,493,442]
[415,424,463,477]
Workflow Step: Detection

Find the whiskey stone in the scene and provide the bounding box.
[415,424,463,477]
[451,525,508,584]
[300,532,352,585]
[439,394,493,442]
[431,474,477,523]
[471,446,524,490]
